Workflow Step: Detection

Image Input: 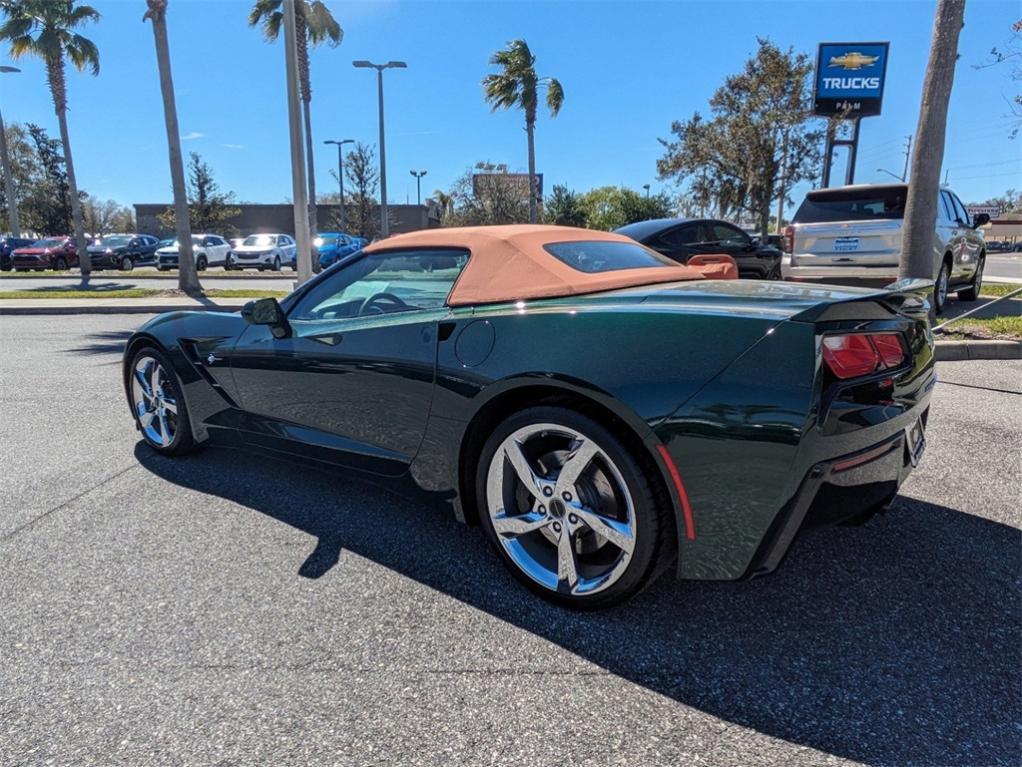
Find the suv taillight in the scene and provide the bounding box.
[822,333,907,379]
[783,225,794,254]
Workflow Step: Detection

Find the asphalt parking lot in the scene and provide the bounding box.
[1,315,1019,767]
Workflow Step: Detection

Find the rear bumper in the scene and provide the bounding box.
[742,420,925,579]
[785,262,900,284]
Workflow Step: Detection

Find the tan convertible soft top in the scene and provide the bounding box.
[362,224,710,306]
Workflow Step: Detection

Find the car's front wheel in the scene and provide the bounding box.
[128,347,196,456]
[476,406,671,609]
[272,254,281,271]
[934,260,951,314]
[120,255,134,271]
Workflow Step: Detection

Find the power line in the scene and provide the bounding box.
[946,157,1021,171]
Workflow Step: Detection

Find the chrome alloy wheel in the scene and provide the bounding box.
[485,423,636,596]
[131,356,178,447]
[936,264,950,309]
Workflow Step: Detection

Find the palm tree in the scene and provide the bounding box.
[0,0,99,275]
[143,0,198,294]
[483,39,563,224]
[249,0,342,242]
[432,189,454,223]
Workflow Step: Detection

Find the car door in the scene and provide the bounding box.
[949,191,983,279]
[650,223,703,264]
[700,222,761,277]
[940,191,970,282]
[228,248,469,475]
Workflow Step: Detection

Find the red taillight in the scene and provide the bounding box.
[783,225,794,254]
[822,333,906,379]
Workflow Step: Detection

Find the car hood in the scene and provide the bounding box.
[233,245,274,252]
[88,245,127,253]
[157,247,182,255]
[12,247,51,255]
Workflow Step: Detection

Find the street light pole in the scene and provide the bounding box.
[0,65,21,237]
[642,184,650,199]
[354,60,406,239]
[410,169,427,206]
[325,138,354,230]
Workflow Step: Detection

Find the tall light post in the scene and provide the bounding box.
[353,60,406,238]
[0,65,21,237]
[642,184,650,199]
[325,138,354,230]
[410,169,427,206]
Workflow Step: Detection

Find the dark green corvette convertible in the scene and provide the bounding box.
[123,225,935,608]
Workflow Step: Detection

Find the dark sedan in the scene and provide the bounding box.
[615,218,783,279]
[87,234,161,271]
[1,236,35,271]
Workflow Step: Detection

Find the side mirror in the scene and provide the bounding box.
[972,213,990,229]
[242,297,291,339]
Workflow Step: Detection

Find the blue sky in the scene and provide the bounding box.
[2,0,1020,215]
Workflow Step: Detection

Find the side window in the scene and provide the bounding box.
[709,223,750,247]
[291,249,470,321]
[203,237,215,247]
[950,193,970,226]
[938,191,954,223]
[660,225,702,248]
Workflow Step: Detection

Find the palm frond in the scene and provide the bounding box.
[67,4,100,25]
[304,0,342,46]
[7,34,36,60]
[0,16,35,43]
[248,0,283,27]
[545,77,564,117]
[67,32,99,75]
[482,73,521,111]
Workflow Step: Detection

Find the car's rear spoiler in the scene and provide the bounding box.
[790,278,934,323]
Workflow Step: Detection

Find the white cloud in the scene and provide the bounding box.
[222,143,246,150]
[181,131,204,141]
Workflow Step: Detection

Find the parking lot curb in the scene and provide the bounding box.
[934,340,1022,362]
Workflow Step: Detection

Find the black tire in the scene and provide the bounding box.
[766,261,782,281]
[225,254,235,271]
[957,256,984,302]
[53,256,68,271]
[272,255,281,271]
[120,255,134,272]
[157,266,168,272]
[127,345,197,456]
[475,405,673,609]
[196,255,207,271]
[934,260,951,314]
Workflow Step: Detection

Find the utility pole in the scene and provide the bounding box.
[325,138,354,230]
[900,0,965,281]
[901,134,913,183]
[775,128,790,233]
[0,66,21,237]
[283,0,312,283]
[354,60,406,239]
[410,169,427,206]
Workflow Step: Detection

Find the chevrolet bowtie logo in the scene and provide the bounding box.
[829,52,879,70]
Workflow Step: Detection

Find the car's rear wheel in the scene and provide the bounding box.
[196,255,207,271]
[273,255,281,271]
[476,406,670,609]
[934,260,951,314]
[957,256,984,302]
[129,347,196,456]
[120,255,134,271]
[766,261,782,280]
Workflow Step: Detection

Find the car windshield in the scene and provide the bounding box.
[543,241,676,273]
[100,235,132,247]
[794,188,908,223]
[243,234,276,247]
[33,238,64,248]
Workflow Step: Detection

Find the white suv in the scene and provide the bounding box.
[156,233,231,271]
[785,184,988,312]
[227,233,298,271]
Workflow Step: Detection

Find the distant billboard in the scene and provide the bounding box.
[966,205,1001,219]
[814,42,890,117]
[472,172,543,199]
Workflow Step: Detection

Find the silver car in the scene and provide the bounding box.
[785,184,987,312]
[226,233,297,271]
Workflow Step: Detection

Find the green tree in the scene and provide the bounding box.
[544,184,587,227]
[657,38,822,236]
[249,0,342,242]
[25,122,71,234]
[159,152,240,235]
[343,142,379,240]
[443,163,530,226]
[82,195,134,236]
[575,186,675,231]
[1,0,100,274]
[483,39,563,224]
[620,188,675,225]
[0,122,39,232]
[145,0,199,293]
[431,189,454,224]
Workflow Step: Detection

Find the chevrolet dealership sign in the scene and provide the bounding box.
[814,42,890,117]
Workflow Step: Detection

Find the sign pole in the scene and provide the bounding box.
[822,122,835,188]
[844,118,861,185]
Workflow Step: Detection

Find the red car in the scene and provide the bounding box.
[11,236,79,271]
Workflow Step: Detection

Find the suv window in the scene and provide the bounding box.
[706,223,750,247]
[291,249,469,320]
[949,192,970,226]
[938,191,955,223]
[794,187,908,223]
